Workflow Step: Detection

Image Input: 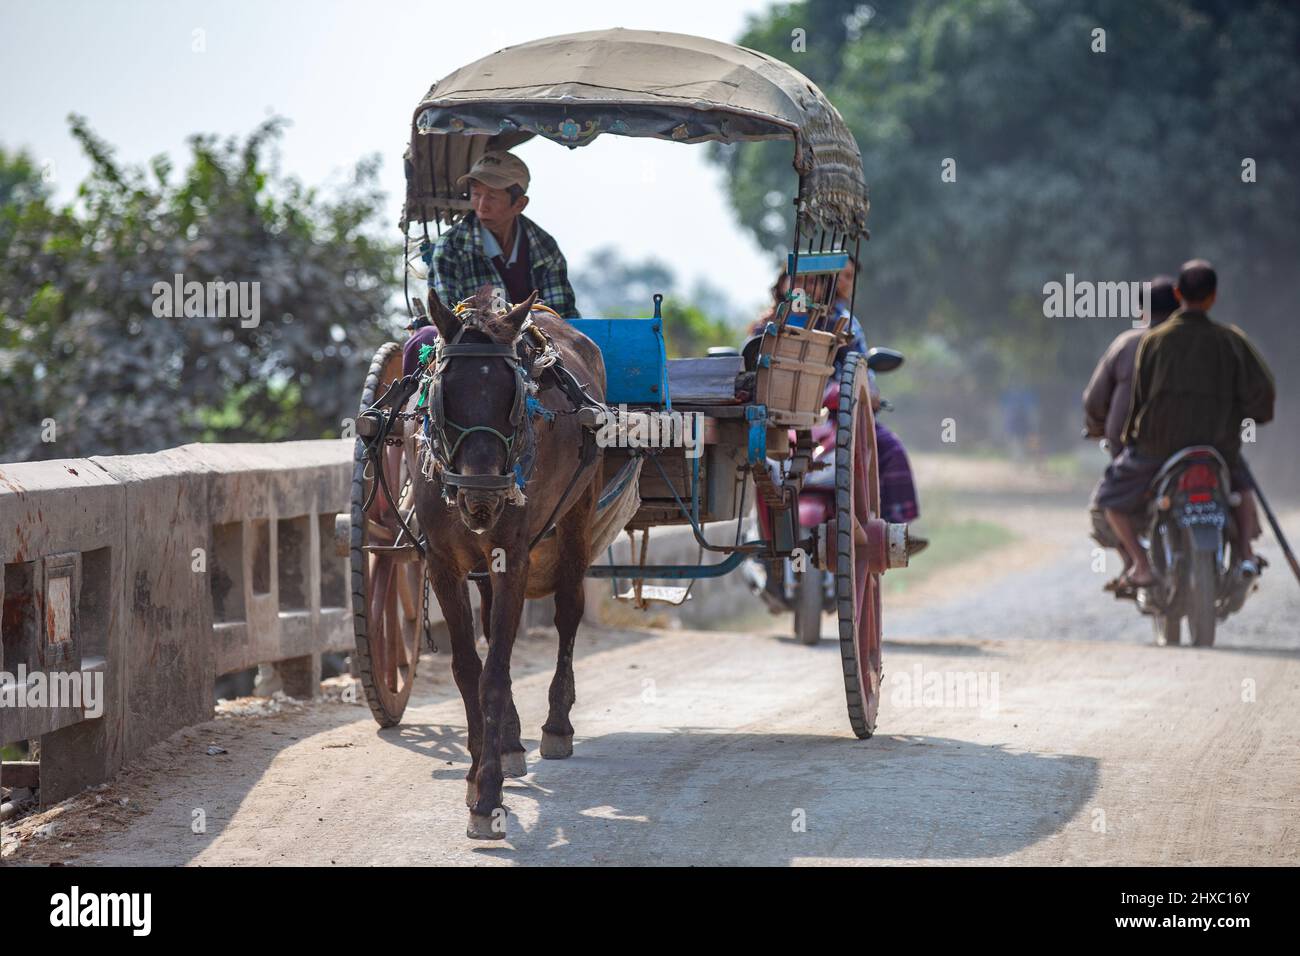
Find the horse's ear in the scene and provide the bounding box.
[500,290,538,338]
[427,287,460,341]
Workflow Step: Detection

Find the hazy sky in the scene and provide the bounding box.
[1,0,780,318]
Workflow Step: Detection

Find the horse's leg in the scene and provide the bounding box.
[431,570,483,808]
[476,576,526,777]
[542,484,595,759]
[468,554,528,839]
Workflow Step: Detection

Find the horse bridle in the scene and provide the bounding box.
[423,328,539,499]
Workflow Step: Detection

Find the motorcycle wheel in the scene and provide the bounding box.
[794,570,823,645]
[1187,549,1218,647]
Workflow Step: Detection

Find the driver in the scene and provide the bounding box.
[404,150,578,376]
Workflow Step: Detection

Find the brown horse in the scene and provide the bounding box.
[406,285,605,839]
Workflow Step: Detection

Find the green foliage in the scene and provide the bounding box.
[570,245,749,356]
[0,742,25,762]
[717,0,1300,438]
[0,118,401,460]
[659,298,737,358]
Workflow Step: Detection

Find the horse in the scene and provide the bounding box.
[406,284,605,839]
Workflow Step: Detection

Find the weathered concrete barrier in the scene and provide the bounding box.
[1,440,353,803]
[1,440,757,804]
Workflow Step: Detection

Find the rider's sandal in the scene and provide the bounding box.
[1118,569,1156,591]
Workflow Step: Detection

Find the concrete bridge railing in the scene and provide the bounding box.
[1,439,753,805]
[1,440,355,803]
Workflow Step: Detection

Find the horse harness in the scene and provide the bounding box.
[417,302,604,509]
[359,299,606,569]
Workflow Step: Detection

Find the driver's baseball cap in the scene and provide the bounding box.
[456,151,529,194]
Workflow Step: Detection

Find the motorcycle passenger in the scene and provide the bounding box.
[1082,275,1178,588]
[1097,259,1276,589]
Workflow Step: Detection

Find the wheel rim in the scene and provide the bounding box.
[351,343,423,727]
[836,354,883,738]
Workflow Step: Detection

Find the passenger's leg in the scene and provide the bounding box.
[1105,509,1153,584]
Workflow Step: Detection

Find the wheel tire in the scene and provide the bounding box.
[835,353,883,739]
[794,569,823,645]
[1187,548,1218,648]
[351,342,425,728]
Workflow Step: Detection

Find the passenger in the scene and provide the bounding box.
[749,269,790,337]
[830,260,923,536]
[1082,276,1177,587]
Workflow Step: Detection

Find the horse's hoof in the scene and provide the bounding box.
[540,731,574,759]
[465,780,477,808]
[467,811,507,841]
[501,750,528,778]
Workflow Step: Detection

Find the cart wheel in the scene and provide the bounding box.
[350,341,425,728]
[835,352,883,738]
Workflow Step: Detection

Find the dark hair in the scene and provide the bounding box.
[1177,259,1217,303]
[771,267,789,305]
[506,184,526,204]
[1144,275,1178,319]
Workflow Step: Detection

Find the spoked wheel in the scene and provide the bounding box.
[350,341,425,728]
[834,352,883,738]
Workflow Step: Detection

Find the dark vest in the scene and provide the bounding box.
[490,227,532,305]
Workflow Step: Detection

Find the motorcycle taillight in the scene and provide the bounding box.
[1178,463,1218,492]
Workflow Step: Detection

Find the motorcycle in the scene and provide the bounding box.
[1123,446,1259,646]
[745,346,920,644]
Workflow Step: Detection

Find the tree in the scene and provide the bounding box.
[570,245,744,356]
[0,117,401,460]
[716,0,1300,448]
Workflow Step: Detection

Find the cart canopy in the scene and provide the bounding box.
[404,28,869,238]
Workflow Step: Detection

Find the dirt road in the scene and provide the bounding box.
[5,476,1299,866]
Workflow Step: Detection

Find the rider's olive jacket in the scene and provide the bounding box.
[431,212,579,318]
[1123,309,1275,462]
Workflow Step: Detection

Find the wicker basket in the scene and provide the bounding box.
[753,323,841,428]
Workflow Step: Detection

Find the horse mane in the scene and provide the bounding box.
[458,287,528,345]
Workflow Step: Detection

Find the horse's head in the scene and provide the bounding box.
[425,284,538,534]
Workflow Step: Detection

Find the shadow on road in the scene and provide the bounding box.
[391,725,1098,865]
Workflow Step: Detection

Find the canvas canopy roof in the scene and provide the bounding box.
[403,28,869,238]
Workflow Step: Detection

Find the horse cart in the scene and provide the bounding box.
[345,29,910,755]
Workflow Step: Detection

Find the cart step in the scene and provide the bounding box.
[616,585,692,606]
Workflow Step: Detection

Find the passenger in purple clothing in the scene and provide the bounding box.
[829,261,921,531]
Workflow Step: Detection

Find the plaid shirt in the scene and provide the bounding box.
[431,213,580,318]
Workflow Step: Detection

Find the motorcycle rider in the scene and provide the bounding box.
[1097,259,1276,589]
[1082,275,1178,588]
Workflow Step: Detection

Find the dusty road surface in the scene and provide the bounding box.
[5,465,1299,866]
